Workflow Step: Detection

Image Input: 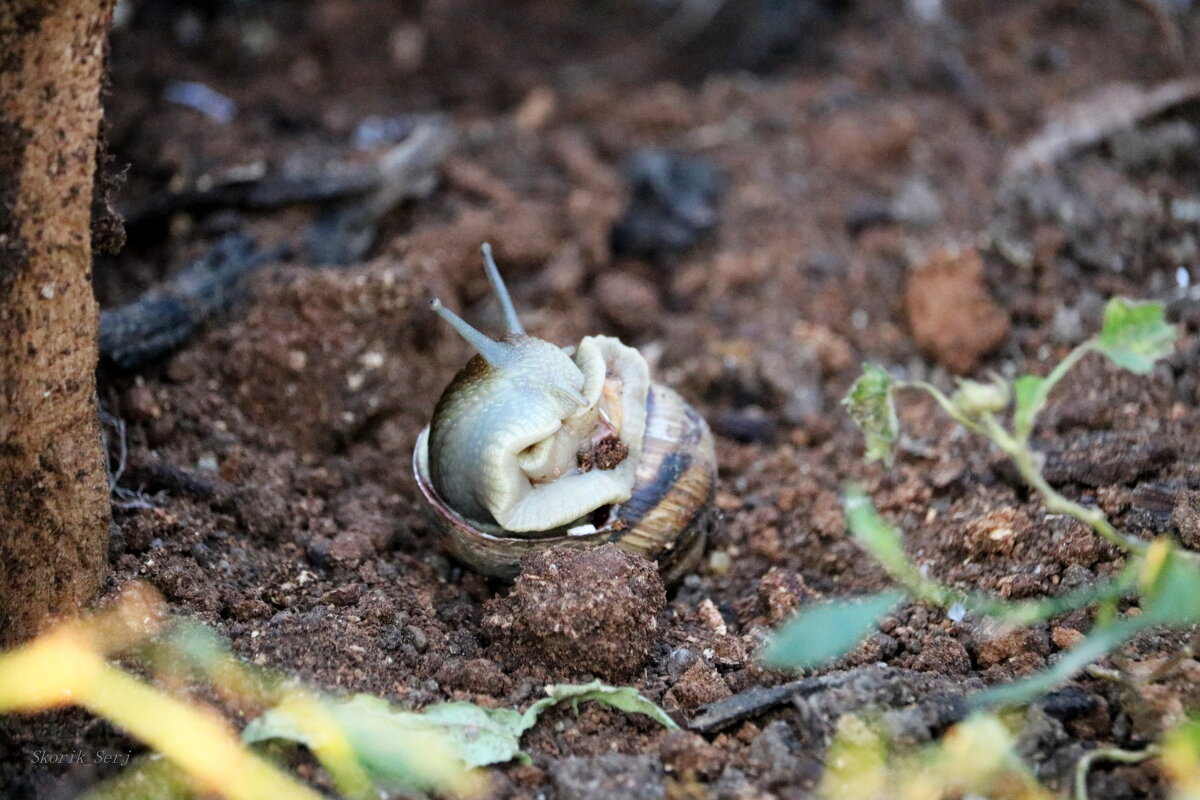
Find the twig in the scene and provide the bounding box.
[688,674,848,733]
[121,116,452,225]
[99,233,281,370]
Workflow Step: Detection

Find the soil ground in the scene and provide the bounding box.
[4,1,1200,798]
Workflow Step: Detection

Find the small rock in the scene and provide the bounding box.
[714,406,776,444]
[666,647,698,679]
[1040,685,1103,721]
[610,149,723,261]
[1051,626,1085,650]
[845,193,894,235]
[405,624,429,652]
[658,731,725,779]
[890,176,942,228]
[305,536,333,568]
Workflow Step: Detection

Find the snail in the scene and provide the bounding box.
[413,244,717,582]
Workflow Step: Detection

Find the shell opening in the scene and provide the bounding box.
[490,335,650,532]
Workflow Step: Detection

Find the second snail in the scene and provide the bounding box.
[413,244,717,582]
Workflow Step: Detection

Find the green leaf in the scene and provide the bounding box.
[1094,297,1177,374]
[524,681,679,731]
[842,364,899,465]
[1140,546,1200,625]
[1163,718,1200,786]
[760,590,906,670]
[244,681,678,796]
[1011,374,1045,439]
[244,693,480,796]
[417,701,532,766]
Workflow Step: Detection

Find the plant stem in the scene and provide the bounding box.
[1008,441,1148,555]
[906,381,987,436]
[1074,746,1160,800]
[903,375,1147,555]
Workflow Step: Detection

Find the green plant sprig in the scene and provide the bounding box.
[764,297,1196,708]
[844,297,1175,556]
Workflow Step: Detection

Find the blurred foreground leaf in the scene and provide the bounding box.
[1139,542,1200,625]
[244,693,482,797]
[761,590,906,670]
[245,680,675,794]
[1164,719,1200,800]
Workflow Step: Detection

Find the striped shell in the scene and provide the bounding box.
[414,381,716,582]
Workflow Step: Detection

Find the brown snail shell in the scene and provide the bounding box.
[415,245,710,582]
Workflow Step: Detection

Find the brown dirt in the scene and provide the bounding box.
[4,1,1200,798]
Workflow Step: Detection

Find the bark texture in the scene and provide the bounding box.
[0,0,114,644]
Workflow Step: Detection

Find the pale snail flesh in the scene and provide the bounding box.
[413,244,717,582]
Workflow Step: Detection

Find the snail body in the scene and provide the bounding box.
[414,245,716,581]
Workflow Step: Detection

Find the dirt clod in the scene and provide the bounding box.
[904,247,1010,374]
[756,567,816,625]
[666,661,733,710]
[912,636,971,676]
[577,433,630,473]
[658,730,726,779]
[434,657,512,696]
[482,544,665,681]
[974,626,1053,669]
[550,753,666,800]
[328,529,375,566]
[1173,489,1200,549]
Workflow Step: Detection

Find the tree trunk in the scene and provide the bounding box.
[0,0,115,644]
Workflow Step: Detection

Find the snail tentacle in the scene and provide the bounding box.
[481,242,525,336]
[429,297,512,366]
